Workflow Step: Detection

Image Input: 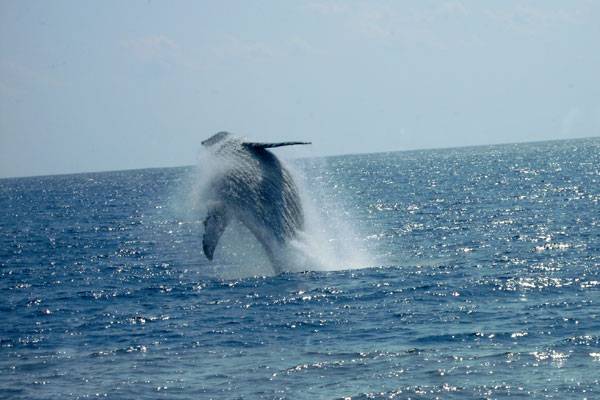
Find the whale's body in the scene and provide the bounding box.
[200,132,310,271]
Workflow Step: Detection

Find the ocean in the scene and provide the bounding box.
[1,137,599,399]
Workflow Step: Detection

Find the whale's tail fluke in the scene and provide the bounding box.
[243,141,311,149]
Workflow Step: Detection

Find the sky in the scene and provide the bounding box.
[1,0,599,178]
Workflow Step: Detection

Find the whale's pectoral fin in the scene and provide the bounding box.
[202,204,230,261]
[242,141,311,149]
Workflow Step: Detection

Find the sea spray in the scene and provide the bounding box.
[288,157,374,271]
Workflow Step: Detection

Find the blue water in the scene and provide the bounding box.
[1,138,599,399]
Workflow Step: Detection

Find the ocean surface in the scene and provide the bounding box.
[1,137,599,399]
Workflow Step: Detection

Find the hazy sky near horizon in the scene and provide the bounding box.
[1,0,599,178]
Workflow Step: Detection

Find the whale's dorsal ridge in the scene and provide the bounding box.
[201,132,311,150]
[242,141,312,149]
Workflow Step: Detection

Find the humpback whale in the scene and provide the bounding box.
[200,131,311,271]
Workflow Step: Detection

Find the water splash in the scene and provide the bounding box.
[287,159,374,271]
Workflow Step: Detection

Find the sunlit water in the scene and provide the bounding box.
[1,138,599,399]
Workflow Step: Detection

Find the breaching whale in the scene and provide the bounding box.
[200,131,311,271]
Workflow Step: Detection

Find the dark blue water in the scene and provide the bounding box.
[1,138,599,399]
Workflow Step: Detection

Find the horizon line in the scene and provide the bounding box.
[1,135,597,180]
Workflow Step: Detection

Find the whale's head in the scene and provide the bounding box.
[201,131,232,147]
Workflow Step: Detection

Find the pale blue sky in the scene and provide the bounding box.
[1,0,599,178]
